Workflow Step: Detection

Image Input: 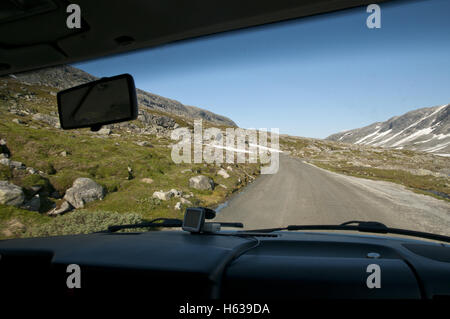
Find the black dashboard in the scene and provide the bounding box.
[1,230,450,299]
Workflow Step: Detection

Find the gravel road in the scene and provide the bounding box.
[213,154,450,236]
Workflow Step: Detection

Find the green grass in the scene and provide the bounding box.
[0,204,51,239]
[25,210,144,237]
[313,162,450,202]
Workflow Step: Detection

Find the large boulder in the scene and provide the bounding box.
[0,181,25,206]
[189,175,214,190]
[64,177,105,208]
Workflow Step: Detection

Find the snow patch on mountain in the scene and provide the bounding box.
[327,104,450,156]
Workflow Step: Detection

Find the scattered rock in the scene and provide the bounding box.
[26,167,37,174]
[141,178,154,184]
[0,158,11,167]
[64,177,105,208]
[0,140,9,158]
[135,141,153,147]
[169,189,182,198]
[97,128,111,135]
[181,169,192,173]
[0,181,25,206]
[152,190,174,201]
[174,202,182,210]
[10,161,25,169]
[60,151,68,157]
[127,166,134,180]
[47,201,73,216]
[219,184,228,189]
[189,175,214,190]
[180,197,192,205]
[12,118,25,124]
[226,166,233,171]
[182,193,193,199]
[217,168,230,179]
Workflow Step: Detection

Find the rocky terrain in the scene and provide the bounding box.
[11,65,236,127]
[327,104,449,156]
[1,65,448,239]
[0,72,258,239]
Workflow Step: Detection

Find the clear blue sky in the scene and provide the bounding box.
[74,0,450,138]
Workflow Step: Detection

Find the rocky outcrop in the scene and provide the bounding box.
[32,113,61,128]
[11,65,237,127]
[64,178,105,208]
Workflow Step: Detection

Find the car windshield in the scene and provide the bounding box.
[0,0,448,240]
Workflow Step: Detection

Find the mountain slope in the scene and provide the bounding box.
[0,75,259,239]
[327,104,450,156]
[11,65,236,127]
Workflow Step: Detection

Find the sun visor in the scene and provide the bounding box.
[0,44,65,72]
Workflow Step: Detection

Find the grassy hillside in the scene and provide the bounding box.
[0,77,260,239]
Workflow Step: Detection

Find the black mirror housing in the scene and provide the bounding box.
[57,73,138,130]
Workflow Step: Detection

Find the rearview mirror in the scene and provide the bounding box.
[57,74,138,130]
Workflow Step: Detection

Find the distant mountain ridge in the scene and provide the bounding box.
[11,65,236,127]
[326,104,450,156]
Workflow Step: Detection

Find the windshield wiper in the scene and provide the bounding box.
[106,218,244,233]
[245,220,450,244]
[107,218,183,233]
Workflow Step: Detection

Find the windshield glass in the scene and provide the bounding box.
[0,0,448,239]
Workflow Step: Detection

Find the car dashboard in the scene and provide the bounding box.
[1,230,450,299]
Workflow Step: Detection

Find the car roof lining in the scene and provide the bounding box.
[1,0,394,76]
